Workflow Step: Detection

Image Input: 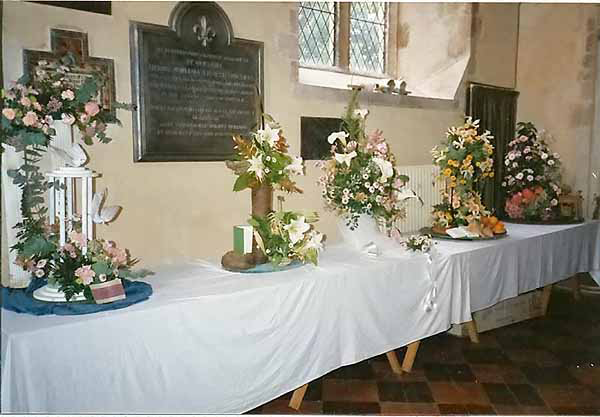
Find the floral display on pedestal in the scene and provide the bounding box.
[249,210,324,266]
[502,122,565,222]
[431,117,506,238]
[2,61,149,303]
[319,89,420,250]
[224,115,324,270]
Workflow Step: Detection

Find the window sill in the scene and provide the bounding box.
[296,67,460,111]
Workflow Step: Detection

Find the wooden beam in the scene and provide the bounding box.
[386,350,403,374]
[288,383,308,410]
[541,284,553,315]
[337,2,350,70]
[401,341,421,373]
[464,320,480,344]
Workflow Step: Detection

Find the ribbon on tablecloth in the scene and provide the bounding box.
[422,250,438,313]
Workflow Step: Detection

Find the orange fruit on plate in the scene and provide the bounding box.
[493,222,505,234]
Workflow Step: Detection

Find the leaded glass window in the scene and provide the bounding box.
[349,2,386,74]
[298,2,336,67]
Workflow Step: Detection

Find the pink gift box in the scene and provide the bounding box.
[90,278,126,304]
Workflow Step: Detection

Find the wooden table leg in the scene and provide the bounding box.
[464,320,479,343]
[386,350,403,374]
[288,383,308,410]
[541,284,553,315]
[401,340,421,373]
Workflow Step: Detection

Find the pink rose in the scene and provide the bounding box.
[80,113,90,124]
[84,101,100,116]
[20,96,31,107]
[2,108,16,120]
[22,111,38,127]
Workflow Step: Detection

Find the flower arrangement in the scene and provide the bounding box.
[227,115,304,193]
[431,117,496,231]
[248,211,325,266]
[319,90,419,230]
[1,60,125,152]
[404,234,434,253]
[14,224,147,301]
[502,122,563,221]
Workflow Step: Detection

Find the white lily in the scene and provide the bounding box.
[335,151,357,166]
[328,131,349,145]
[305,231,324,251]
[284,216,311,245]
[354,109,369,119]
[257,124,280,147]
[372,157,394,182]
[248,154,265,180]
[285,156,304,175]
[395,186,418,201]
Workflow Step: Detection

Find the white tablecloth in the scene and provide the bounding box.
[3,222,599,413]
[1,244,462,414]
[433,221,600,313]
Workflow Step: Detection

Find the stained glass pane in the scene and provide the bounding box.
[298,2,336,67]
[350,2,386,74]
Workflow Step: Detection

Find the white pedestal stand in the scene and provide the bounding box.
[33,283,86,302]
[33,166,98,303]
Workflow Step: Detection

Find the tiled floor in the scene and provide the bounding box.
[247,287,600,415]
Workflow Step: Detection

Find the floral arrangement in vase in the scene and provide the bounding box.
[431,117,505,237]
[227,115,304,193]
[502,122,563,221]
[319,89,419,232]
[248,211,325,266]
[404,234,434,253]
[1,60,126,152]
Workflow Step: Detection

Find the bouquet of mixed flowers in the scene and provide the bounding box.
[319,90,419,231]
[502,122,562,221]
[248,210,325,266]
[431,117,499,233]
[227,115,304,193]
[1,60,124,152]
[404,234,434,253]
[14,224,147,302]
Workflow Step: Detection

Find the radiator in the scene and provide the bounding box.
[395,164,444,234]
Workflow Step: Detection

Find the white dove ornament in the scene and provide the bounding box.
[49,143,88,167]
[91,188,121,224]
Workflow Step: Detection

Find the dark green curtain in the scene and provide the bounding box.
[467,83,519,218]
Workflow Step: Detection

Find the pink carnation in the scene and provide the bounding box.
[75,265,95,285]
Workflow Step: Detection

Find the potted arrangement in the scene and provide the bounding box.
[248,210,325,267]
[502,122,569,222]
[431,117,505,238]
[319,90,419,250]
[224,115,305,269]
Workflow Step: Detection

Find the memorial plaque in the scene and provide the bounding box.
[130,2,264,162]
[23,29,117,118]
